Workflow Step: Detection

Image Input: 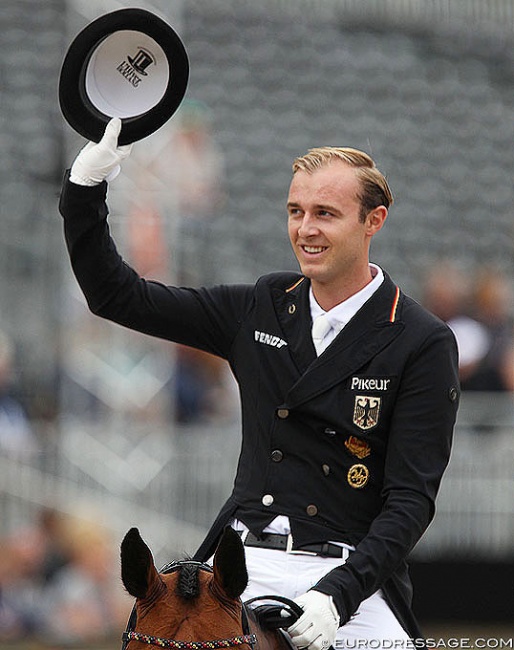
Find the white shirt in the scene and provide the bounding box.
[309,263,384,355]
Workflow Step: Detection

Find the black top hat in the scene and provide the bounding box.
[59,8,189,145]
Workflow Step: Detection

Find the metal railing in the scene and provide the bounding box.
[413,392,514,560]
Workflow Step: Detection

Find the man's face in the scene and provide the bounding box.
[287,161,374,291]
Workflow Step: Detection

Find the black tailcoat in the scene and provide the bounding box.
[59,176,460,638]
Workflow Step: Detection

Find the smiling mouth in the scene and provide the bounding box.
[302,245,327,254]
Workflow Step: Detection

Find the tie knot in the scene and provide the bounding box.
[312,314,332,354]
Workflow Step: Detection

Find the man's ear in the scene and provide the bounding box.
[365,206,388,236]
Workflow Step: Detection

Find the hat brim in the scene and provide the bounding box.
[59,8,189,145]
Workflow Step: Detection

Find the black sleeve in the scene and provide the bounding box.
[59,172,253,359]
[313,324,459,624]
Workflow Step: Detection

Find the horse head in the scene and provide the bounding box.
[120,526,252,649]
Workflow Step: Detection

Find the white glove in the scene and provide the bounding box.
[286,591,340,650]
[69,117,132,186]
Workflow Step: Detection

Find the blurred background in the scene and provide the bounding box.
[0,0,513,646]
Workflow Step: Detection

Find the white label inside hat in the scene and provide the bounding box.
[85,30,170,118]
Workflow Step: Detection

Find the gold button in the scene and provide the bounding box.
[306,504,318,516]
[277,408,289,419]
[347,464,369,489]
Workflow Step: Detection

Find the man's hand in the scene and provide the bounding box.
[286,590,340,650]
[70,118,133,186]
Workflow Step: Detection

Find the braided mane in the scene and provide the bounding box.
[176,563,200,600]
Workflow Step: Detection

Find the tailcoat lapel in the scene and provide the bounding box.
[273,274,404,408]
[272,276,316,374]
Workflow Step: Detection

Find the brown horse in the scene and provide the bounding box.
[120,526,299,650]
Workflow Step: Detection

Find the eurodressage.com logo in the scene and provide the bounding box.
[116,47,156,87]
[331,639,513,649]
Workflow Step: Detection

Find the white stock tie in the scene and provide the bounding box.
[311,314,332,356]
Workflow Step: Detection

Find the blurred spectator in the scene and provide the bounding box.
[0,542,31,640]
[171,99,227,287]
[40,514,131,644]
[462,268,514,392]
[124,98,226,286]
[0,508,70,640]
[175,345,238,424]
[422,263,491,385]
[0,329,38,458]
[127,201,169,279]
[168,98,227,222]
[16,508,70,588]
[0,509,131,644]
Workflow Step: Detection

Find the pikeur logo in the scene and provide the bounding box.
[351,377,391,391]
[117,48,155,87]
[254,330,287,348]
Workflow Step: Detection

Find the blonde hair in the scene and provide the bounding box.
[292,147,393,220]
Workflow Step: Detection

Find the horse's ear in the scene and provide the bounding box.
[213,527,248,600]
[121,527,160,598]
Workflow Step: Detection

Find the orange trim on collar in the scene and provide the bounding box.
[285,277,305,293]
[389,286,400,322]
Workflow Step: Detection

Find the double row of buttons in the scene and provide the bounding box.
[270,406,329,516]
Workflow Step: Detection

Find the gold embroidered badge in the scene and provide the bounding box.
[344,435,371,459]
[347,463,369,489]
[353,395,381,431]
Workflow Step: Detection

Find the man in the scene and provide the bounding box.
[59,118,460,648]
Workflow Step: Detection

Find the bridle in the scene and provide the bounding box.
[121,559,302,650]
[121,559,258,650]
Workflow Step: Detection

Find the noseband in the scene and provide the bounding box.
[121,560,258,650]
